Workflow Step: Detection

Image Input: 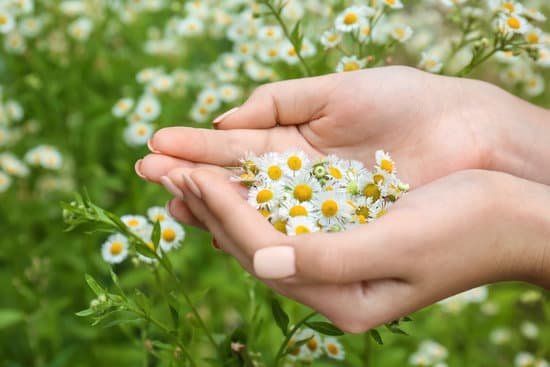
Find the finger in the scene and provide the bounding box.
[149,127,271,166]
[253,213,409,283]
[184,167,287,257]
[166,198,206,230]
[215,76,334,129]
[137,154,195,183]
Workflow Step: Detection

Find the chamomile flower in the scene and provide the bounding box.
[258,44,281,63]
[283,150,310,175]
[101,233,129,264]
[257,152,286,183]
[335,6,373,33]
[177,16,204,36]
[286,216,319,236]
[498,14,528,35]
[197,89,221,111]
[112,97,134,118]
[515,352,535,367]
[320,29,342,49]
[297,329,323,359]
[24,145,63,170]
[285,173,321,202]
[258,25,283,42]
[390,24,414,42]
[336,55,366,72]
[121,215,148,232]
[524,28,544,46]
[323,337,345,360]
[313,191,353,229]
[136,94,161,121]
[136,68,162,84]
[375,150,396,174]
[325,156,346,181]
[151,74,174,93]
[218,84,241,103]
[248,184,280,210]
[0,11,16,34]
[147,206,171,223]
[0,171,11,193]
[419,51,443,73]
[383,0,404,9]
[358,21,372,42]
[489,0,523,15]
[523,7,546,22]
[358,171,381,201]
[524,74,545,96]
[0,153,29,177]
[5,100,23,121]
[536,47,550,68]
[279,41,299,64]
[279,199,314,220]
[190,104,210,122]
[124,121,154,146]
[159,219,185,252]
[68,17,93,41]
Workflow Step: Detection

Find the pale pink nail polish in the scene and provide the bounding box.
[213,107,239,124]
[253,246,296,279]
[147,138,161,153]
[135,159,147,179]
[160,176,185,200]
[181,171,202,199]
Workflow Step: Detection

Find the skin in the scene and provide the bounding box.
[136,66,550,333]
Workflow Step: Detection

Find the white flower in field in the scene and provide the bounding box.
[185,1,209,18]
[500,63,530,85]
[336,55,366,72]
[219,53,241,70]
[497,14,528,35]
[524,74,545,97]
[151,74,174,93]
[159,219,185,252]
[523,7,546,22]
[257,152,286,183]
[281,0,305,21]
[536,47,550,68]
[313,191,353,228]
[112,97,134,118]
[136,68,162,84]
[68,17,93,41]
[4,30,26,54]
[147,206,171,223]
[121,215,148,232]
[368,199,392,221]
[335,6,373,33]
[101,233,129,264]
[190,104,210,123]
[258,43,281,63]
[234,41,256,60]
[300,38,316,58]
[245,61,274,82]
[248,183,281,210]
[0,170,11,193]
[515,352,536,367]
[10,0,34,14]
[375,150,396,174]
[0,10,16,34]
[524,28,544,46]
[279,41,300,65]
[495,50,520,64]
[177,16,204,36]
[258,25,283,42]
[285,173,322,203]
[419,51,443,73]
[59,0,86,16]
[0,153,29,177]
[5,99,23,121]
[124,121,154,146]
[440,0,467,7]
[126,111,145,124]
[489,0,523,15]
[286,216,319,235]
[390,24,413,42]
[299,329,323,359]
[136,95,161,121]
[489,327,511,345]
[18,16,43,38]
[520,321,539,339]
[323,337,345,360]
[279,199,314,220]
[320,29,342,49]
[282,150,310,176]
[24,145,63,170]
[357,21,372,42]
[383,0,403,9]
[197,89,221,111]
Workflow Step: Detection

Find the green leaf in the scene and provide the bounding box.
[304,321,344,336]
[133,289,151,315]
[290,21,303,53]
[152,220,161,248]
[370,329,384,345]
[386,323,409,336]
[271,299,289,336]
[75,308,95,317]
[0,309,24,329]
[85,274,105,297]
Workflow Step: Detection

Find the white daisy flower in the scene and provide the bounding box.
[258,25,283,42]
[218,84,241,103]
[520,321,539,339]
[279,41,299,65]
[524,28,544,46]
[524,74,545,97]
[0,153,29,177]
[325,155,347,181]
[375,150,396,174]
[497,14,529,35]
[4,31,26,54]
[112,97,134,118]
[135,95,161,121]
[136,68,162,84]
[515,352,535,367]
[489,0,523,15]
[197,89,221,111]
[248,184,281,210]
[0,11,16,34]
[335,6,374,33]
[121,215,148,232]
[284,173,321,202]
[336,55,366,72]
[24,145,63,170]
[495,50,520,64]
[536,47,550,68]
[279,199,315,220]
[0,170,11,193]
[390,24,413,42]
[489,328,512,345]
[300,38,317,58]
[151,74,174,93]
[383,0,403,8]
[257,152,286,184]
[282,150,310,175]
[523,7,546,22]
[258,44,281,63]
[286,216,319,236]
[190,104,210,123]
[234,41,256,60]
[147,206,171,223]
[5,100,24,121]
[123,121,154,146]
[419,52,443,73]
[68,17,93,42]
[358,20,372,42]
[313,191,353,229]
[159,219,185,252]
[323,337,345,360]
[177,16,204,36]
[296,329,323,359]
[101,233,129,264]
[358,171,381,201]
[320,29,342,49]
[59,0,87,16]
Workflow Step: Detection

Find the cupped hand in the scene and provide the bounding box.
[157,166,550,333]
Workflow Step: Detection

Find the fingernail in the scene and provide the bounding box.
[135,159,147,179]
[213,107,239,124]
[181,170,202,199]
[211,238,221,250]
[147,138,161,153]
[160,176,185,200]
[253,246,296,279]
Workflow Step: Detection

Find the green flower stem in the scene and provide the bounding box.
[273,311,317,367]
[456,47,500,77]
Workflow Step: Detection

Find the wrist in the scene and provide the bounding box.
[476,82,550,185]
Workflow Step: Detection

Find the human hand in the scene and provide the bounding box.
[157,166,550,333]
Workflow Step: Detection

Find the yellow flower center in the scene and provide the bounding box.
[293,184,312,201]
[327,343,338,355]
[380,159,394,173]
[267,165,282,180]
[110,242,123,255]
[394,28,406,38]
[162,228,176,242]
[127,218,140,227]
[287,155,302,171]
[373,174,385,184]
[153,214,166,222]
[507,17,520,29]
[259,208,270,217]
[364,183,380,200]
[273,219,287,233]
[362,26,371,36]
[205,96,215,104]
[526,32,539,44]
[502,2,515,12]
[287,48,297,57]
[357,206,370,218]
[343,62,360,72]
[357,214,367,224]
[137,127,147,136]
[268,49,278,57]
[321,199,339,217]
[289,205,308,217]
[0,15,7,26]
[343,12,358,25]
[328,34,338,42]
[295,225,310,234]
[307,338,318,351]
[329,166,343,179]
[256,189,273,203]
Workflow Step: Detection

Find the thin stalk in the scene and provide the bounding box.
[273,311,317,367]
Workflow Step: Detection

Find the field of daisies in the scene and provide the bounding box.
[1,0,549,366]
